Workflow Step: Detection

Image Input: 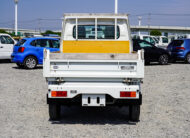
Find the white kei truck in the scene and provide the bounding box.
[43,14,144,121]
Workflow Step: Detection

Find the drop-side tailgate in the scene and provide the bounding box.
[43,50,144,79]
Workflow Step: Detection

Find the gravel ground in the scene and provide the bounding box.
[0,61,190,138]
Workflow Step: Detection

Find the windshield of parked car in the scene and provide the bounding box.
[143,36,149,42]
[149,37,155,45]
[138,40,153,48]
[162,37,168,43]
[15,39,26,46]
[153,37,159,43]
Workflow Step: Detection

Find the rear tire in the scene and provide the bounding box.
[24,56,37,69]
[159,54,169,65]
[185,53,190,64]
[49,104,61,120]
[129,105,140,122]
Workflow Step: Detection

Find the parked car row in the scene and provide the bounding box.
[133,38,190,65]
[132,34,169,48]
[131,34,190,64]
[133,39,169,65]
[0,32,190,69]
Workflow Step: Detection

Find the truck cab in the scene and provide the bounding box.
[43,14,144,121]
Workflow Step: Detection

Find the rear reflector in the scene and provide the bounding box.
[176,47,185,50]
[120,91,136,97]
[51,91,67,97]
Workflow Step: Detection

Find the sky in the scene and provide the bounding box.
[0,0,190,31]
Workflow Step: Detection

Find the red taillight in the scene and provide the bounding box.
[51,91,67,97]
[120,91,136,97]
[18,47,25,53]
[176,47,185,50]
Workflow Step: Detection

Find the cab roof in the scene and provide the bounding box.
[63,13,129,19]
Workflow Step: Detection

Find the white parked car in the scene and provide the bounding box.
[132,34,157,46]
[0,33,16,59]
[155,36,169,47]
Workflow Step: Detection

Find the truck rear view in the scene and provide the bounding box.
[43,13,144,121]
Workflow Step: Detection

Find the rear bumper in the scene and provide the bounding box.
[48,82,141,99]
[47,94,142,106]
[47,82,142,106]
[11,53,25,63]
[169,52,185,60]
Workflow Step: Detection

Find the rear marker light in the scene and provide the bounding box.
[120,91,136,97]
[18,47,25,53]
[51,91,67,97]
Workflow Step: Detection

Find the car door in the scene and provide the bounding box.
[35,39,52,63]
[0,35,15,59]
[138,40,159,61]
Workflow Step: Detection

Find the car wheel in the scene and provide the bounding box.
[16,63,24,68]
[159,54,169,65]
[24,56,37,69]
[49,104,61,120]
[185,53,190,64]
[129,105,140,122]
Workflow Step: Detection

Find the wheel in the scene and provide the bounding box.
[24,56,37,69]
[129,105,140,122]
[159,54,169,65]
[185,53,190,64]
[49,104,61,120]
[16,63,24,68]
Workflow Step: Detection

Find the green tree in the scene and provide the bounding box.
[150,30,162,36]
[0,29,15,36]
[0,29,8,34]
[41,30,61,36]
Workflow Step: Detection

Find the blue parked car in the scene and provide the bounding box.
[167,39,190,63]
[11,37,60,69]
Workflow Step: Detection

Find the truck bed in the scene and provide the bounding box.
[43,50,144,80]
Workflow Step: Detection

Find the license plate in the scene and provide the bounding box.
[82,94,105,106]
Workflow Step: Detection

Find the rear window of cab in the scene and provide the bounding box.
[73,25,120,39]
